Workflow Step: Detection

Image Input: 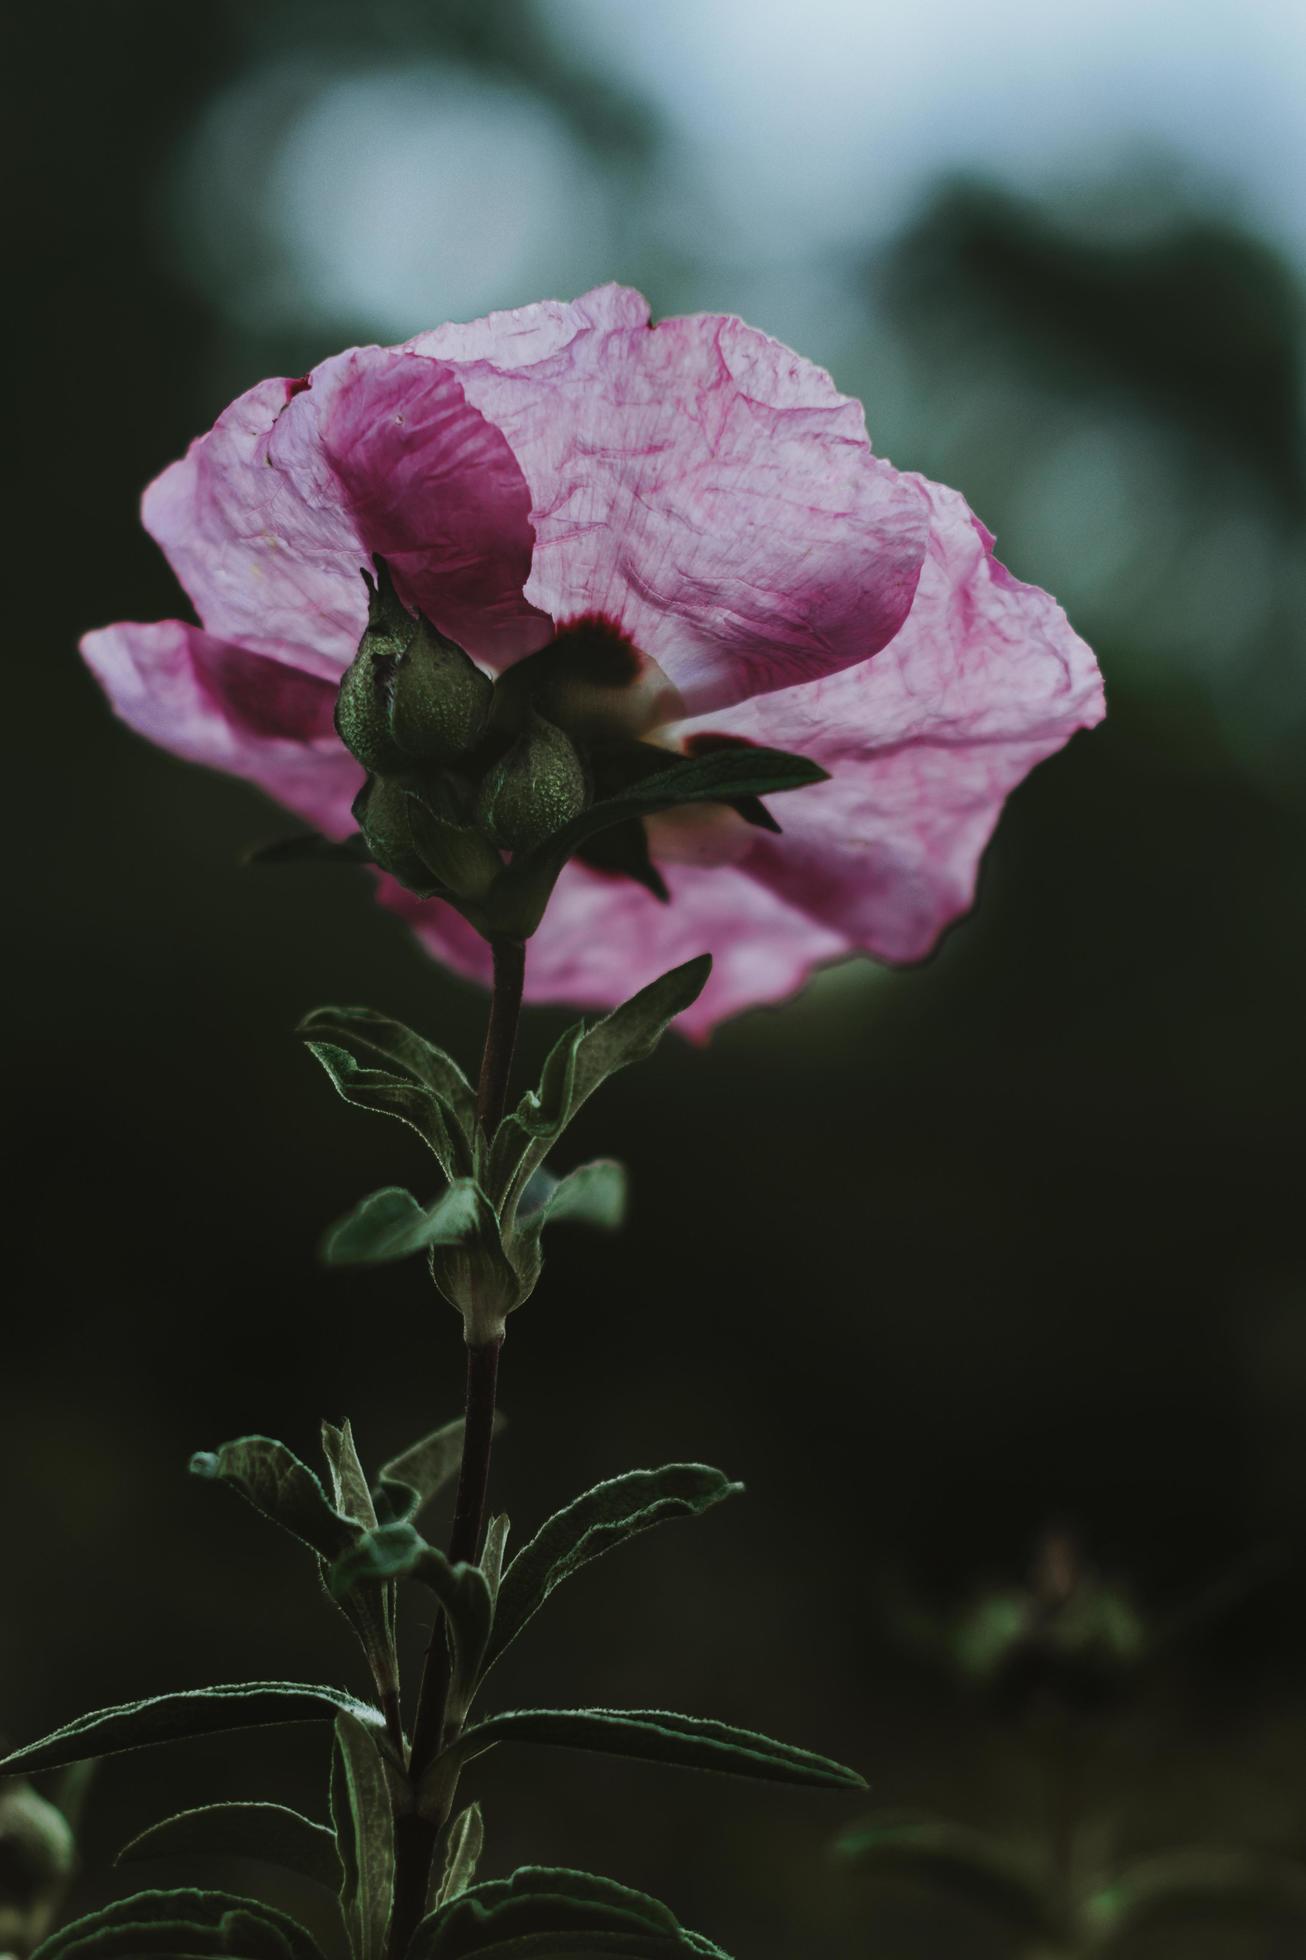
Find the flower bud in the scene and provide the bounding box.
[389,617,493,767]
[475,711,589,852]
[406,800,503,901]
[351,776,436,894]
[335,563,416,775]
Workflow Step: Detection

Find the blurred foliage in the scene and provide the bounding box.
[7,3,1306,1957]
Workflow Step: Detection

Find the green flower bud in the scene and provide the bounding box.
[335,563,416,774]
[389,616,493,766]
[406,798,503,901]
[475,711,589,852]
[351,777,436,894]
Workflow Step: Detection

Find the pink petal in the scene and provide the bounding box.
[381,859,845,1041]
[80,621,363,835]
[408,286,931,715]
[681,474,1107,964]
[381,475,1102,1036]
[141,351,546,676]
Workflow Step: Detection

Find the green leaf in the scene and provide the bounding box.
[436,1708,864,1795]
[297,1007,476,1135]
[116,1804,340,1890]
[505,1162,628,1306]
[331,1713,396,1960]
[835,1813,1058,1939]
[322,1183,488,1267]
[1081,1848,1306,1951]
[490,749,825,934]
[434,1804,485,1909]
[32,1888,327,1960]
[404,1865,729,1958]
[190,1436,356,1563]
[520,1161,628,1230]
[303,1042,470,1181]
[0,1683,385,1776]
[322,1420,380,1532]
[331,1526,493,1719]
[488,957,711,1215]
[485,1466,741,1675]
[479,1516,511,1602]
[378,1419,484,1523]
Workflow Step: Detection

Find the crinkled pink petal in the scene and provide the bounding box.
[679,474,1107,965]
[80,621,363,836]
[141,350,547,675]
[381,859,845,1041]
[408,285,930,714]
[383,474,1102,1034]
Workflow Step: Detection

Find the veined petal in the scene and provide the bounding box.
[682,475,1107,964]
[81,620,363,835]
[141,350,546,674]
[408,285,931,715]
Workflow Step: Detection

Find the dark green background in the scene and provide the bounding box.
[8,4,1306,1955]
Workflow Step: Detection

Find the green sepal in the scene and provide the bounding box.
[302,1040,472,1183]
[405,802,504,901]
[331,1526,493,1721]
[331,1713,395,1960]
[352,776,447,895]
[835,1812,1059,1940]
[484,1465,740,1677]
[485,747,825,936]
[0,1684,386,1777]
[488,956,711,1218]
[403,1865,731,1959]
[31,1888,327,1960]
[116,1804,340,1890]
[431,1707,865,1800]
[433,1803,485,1910]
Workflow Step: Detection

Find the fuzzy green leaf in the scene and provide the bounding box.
[479,1516,511,1603]
[116,1803,339,1889]
[437,1708,864,1795]
[322,1184,488,1268]
[331,1713,396,1960]
[835,1813,1059,1938]
[190,1436,356,1562]
[0,1684,385,1776]
[488,958,711,1214]
[378,1419,483,1523]
[297,1007,476,1132]
[32,1888,326,1960]
[485,1466,741,1674]
[321,1420,380,1532]
[332,1526,493,1718]
[303,1042,469,1180]
[404,1865,730,1958]
[434,1804,485,1909]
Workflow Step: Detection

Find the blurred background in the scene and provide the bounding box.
[7,1,1306,1954]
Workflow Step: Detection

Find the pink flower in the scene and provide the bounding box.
[82,285,1103,1035]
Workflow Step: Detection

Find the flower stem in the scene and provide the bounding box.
[476,935,525,1134]
[386,946,525,1959]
